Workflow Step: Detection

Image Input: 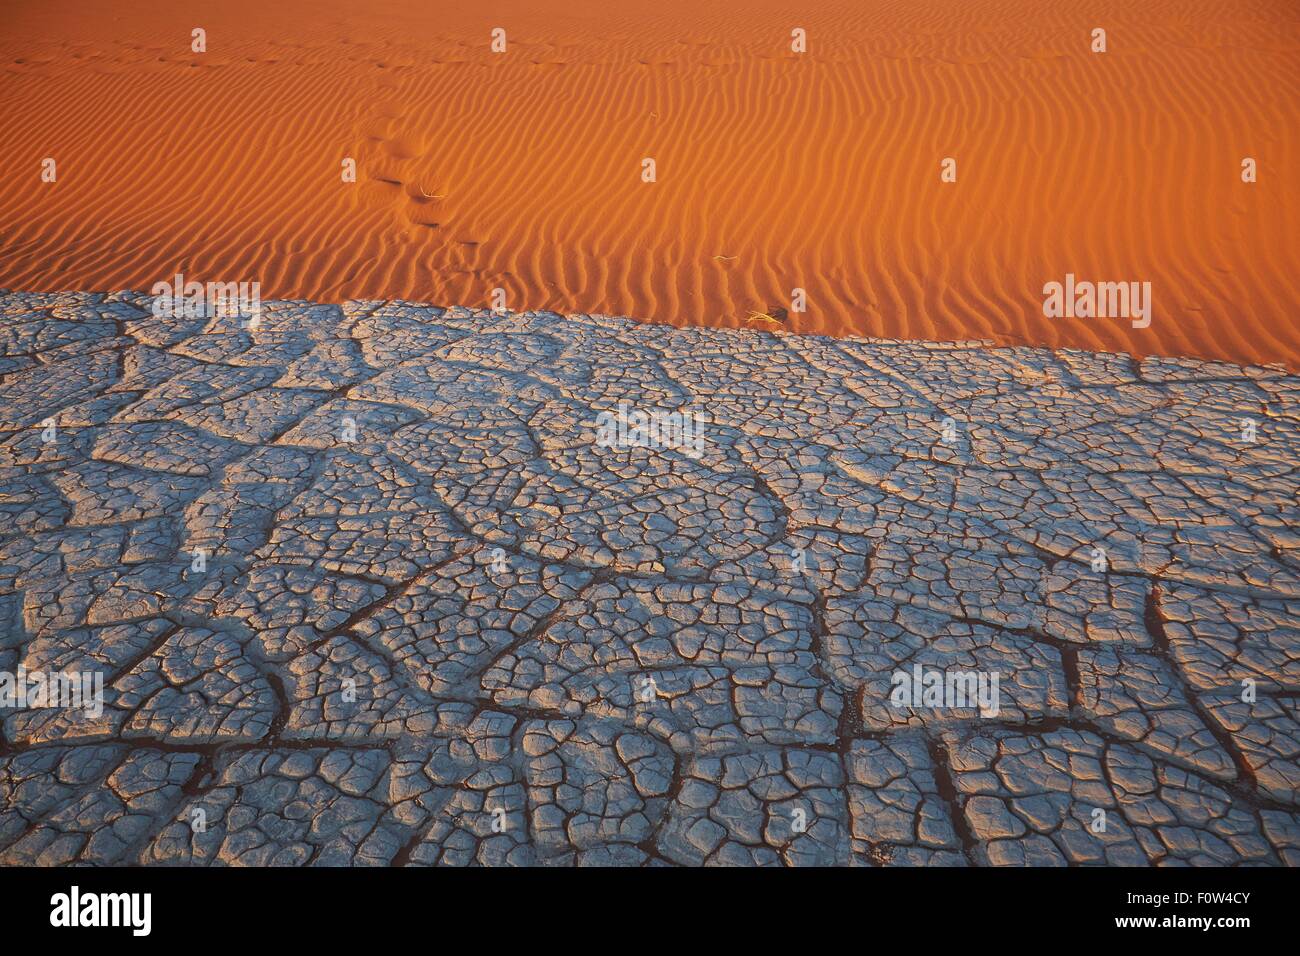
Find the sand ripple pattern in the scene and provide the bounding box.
[0,0,1296,366]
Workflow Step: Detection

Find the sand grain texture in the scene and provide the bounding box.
[0,0,1297,366]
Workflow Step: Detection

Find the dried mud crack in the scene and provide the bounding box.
[0,290,1297,866]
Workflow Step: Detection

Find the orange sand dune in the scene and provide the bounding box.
[1,0,1297,367]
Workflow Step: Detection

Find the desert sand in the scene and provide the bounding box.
[0,0,1296,366]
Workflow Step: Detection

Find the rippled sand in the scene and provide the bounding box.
[0,0,1296,366]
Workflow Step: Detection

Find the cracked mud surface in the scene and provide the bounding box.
[1,289,1297,866]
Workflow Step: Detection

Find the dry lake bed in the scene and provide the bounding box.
[1,290,1297,866]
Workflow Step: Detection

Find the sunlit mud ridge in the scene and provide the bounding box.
[1,290,1297,866]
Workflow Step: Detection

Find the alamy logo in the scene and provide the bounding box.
[1042,273,1151,328]
[890,665,1001,717]
[50,886,151,936]
[151,272,261,324]
[0,668,103,718]
[595,402,707,459]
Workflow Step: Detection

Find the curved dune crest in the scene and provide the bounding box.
[0,0,1296,368]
